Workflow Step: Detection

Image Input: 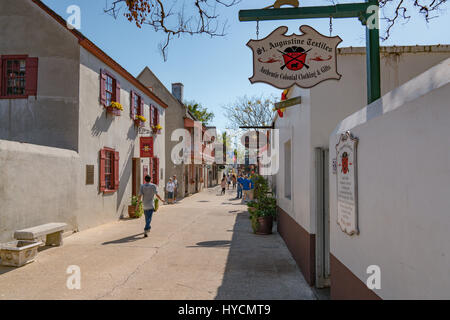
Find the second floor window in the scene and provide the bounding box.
[100,69,120,107]
[130,90,143,120]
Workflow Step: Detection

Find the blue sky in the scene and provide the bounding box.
[42,0,450,130]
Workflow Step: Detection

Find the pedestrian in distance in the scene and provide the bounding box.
[241,175,254,204]
[138,175,165,238]
[173,175,178,203]
[236,173,244,199]
[221,176,227,195]
[227,174,231,190]
[166,178,176,204]
[232,174,237,189]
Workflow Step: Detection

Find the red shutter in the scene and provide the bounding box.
[0,57,3,96]
[115,79,121,104]
[100,69,106,106]
[149,105,154,127]
[130,90,135,119]
[155,158,159,185]
[114,151,120,191]
[25,57,38,96]
[140,97,144,118]
[149,158,153,183]
[99,149,106,192]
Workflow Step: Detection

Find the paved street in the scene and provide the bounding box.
[0,187,316,300]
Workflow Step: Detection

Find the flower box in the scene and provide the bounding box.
[106,106,121,116]
[0,240,43,267]
[134,119,144,127]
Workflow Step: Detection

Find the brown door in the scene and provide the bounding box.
[132,158,141,196]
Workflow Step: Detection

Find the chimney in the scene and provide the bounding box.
[172,83,184,102]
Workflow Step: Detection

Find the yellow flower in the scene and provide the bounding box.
[110,101,123,111]
[137,115,147,122]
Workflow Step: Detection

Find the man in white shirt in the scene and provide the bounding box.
[138,175,165,237]
[173,175,178,203]
[166,178,176,204]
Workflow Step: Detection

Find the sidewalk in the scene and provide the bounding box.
[0,187,316,300]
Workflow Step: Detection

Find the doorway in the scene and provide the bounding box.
[132,158,141,196]
[315,148,330,288]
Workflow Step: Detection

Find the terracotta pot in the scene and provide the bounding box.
[255,216,273,235]
[128,205,137,218]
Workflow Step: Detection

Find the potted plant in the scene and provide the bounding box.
[106,101,123,116]
[152,124,163,134]
[128,196,143,219]
[246,175,277,235]
[134,115,147,127]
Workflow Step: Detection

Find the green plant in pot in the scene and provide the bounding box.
[128,196,143,219]
[246,175,277,235]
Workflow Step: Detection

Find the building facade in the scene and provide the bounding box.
[0,0,167,242]
[273,45,450,294]
[138,70,218,199]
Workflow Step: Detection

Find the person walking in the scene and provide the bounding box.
[227,174,231,190]
[221,175,227,195]
[173,175,178,203]
[236,173,244,199]
[241,175,254,203]
[232,174,237,189]
[138,175,165,238]
[166,178,176,204]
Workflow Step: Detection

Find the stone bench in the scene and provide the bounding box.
[14,223,68,247]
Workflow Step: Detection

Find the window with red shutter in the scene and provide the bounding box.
[100,147,119,193]
[140,98,144,121]
[155,158,160,185]
[0,55,38,99]
[99,149,106,192]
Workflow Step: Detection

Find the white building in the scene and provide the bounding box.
[274,45,450,298]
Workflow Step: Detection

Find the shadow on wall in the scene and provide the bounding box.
[127,123,138,141]
[91,112,113,137]
[214,210,316,300]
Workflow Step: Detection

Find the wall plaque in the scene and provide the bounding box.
[86,165,94,185]
[336,131,359,235]
[247,25,342,89]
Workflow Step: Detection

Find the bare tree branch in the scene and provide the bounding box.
[104,0,241,61]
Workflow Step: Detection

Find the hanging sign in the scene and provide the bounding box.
[247,25,342,89]
[336,131,359,236]
[140,137,154,158]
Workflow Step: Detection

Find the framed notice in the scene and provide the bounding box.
[336,131,359,236]
[140,137,154,158]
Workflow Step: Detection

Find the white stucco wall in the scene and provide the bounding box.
[0,140,80,243]
[329,58,450,299]
[76,47,165,229]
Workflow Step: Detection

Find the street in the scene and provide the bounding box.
[0,187,316,300]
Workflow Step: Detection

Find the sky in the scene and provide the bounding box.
[42,0,450,131]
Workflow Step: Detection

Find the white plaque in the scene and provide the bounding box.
[336,131,359,235]
[247,25,342,89]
